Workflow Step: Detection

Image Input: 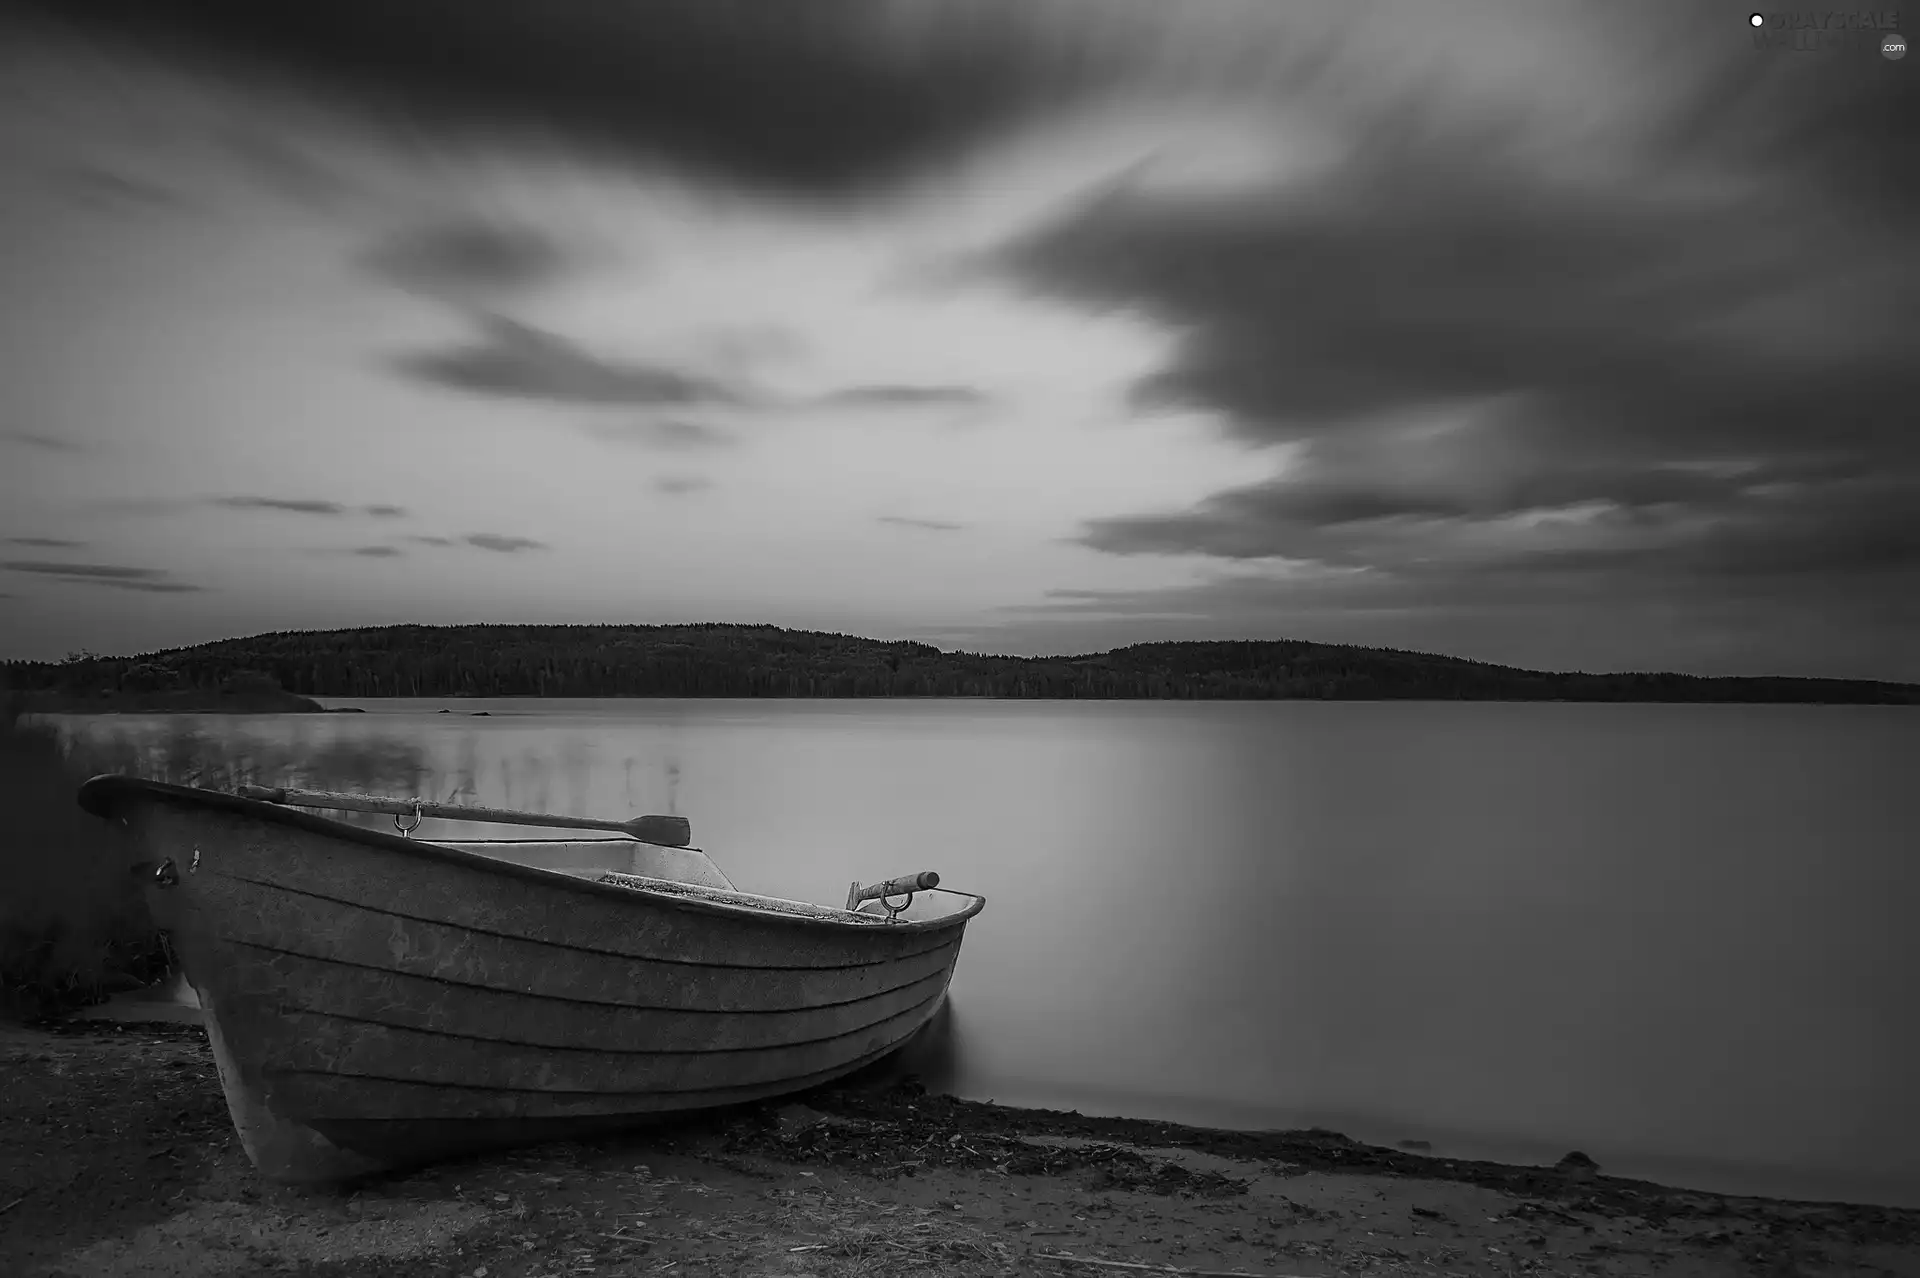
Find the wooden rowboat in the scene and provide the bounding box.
[76,775,984,1185]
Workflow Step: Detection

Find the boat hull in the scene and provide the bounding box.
[78,777,981,1184]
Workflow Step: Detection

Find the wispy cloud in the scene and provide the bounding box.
[2,431,83,454]
[212,496,348,515]
[653,476,713,496]
[817,384,990,410]
[878,515,965,532]
[361,218,573,296]
[6,536,87,548]
[3,560,205,593]
[391,314,755,407]
[463,533,548,553]
[582,420,739,450]
[351,545,403,557]
[211,496,410,518]
[403,532,549,553]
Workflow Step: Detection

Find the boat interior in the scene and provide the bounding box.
[437,837,738,888]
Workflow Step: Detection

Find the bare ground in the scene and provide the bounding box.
[3,1023,1916,1278]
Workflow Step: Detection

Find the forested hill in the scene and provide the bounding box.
[4,624,1916,704]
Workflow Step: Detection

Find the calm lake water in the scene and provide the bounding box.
[50,699,1919,1208]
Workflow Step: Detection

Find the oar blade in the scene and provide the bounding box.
[627,814,692,847]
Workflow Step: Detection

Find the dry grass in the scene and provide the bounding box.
[778,1215,1016,1275]
[730,1189,1024,1278]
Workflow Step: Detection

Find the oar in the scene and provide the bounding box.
[847,871,940,911]
[234,785,692,847]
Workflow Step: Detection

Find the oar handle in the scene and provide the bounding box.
[847,871,940,910]
[235,785,692,847]
[624,814,693,847]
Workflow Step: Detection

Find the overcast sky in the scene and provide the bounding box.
[0,1,1914,679]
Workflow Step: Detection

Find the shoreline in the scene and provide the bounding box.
[68,986,1912,1214]
[11,689,327,714]
[14,688,1920,715]
[5,1019,1915,1278]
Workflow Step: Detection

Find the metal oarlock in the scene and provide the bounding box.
[846,871,940,921]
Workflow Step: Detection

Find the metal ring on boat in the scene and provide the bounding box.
[394,805,423,838]
[879,891,914,921]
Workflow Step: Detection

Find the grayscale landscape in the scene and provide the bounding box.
[1,3,1914,1276]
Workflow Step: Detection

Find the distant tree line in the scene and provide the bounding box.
[3,624,1916,704]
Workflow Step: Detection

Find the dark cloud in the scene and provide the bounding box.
[393,319,988,416]
[583,420,738,450]
[3,560,204,593]
[406,532,549,552]
[653,476,712,496]
[351,545,402,557]
[878,515,964,531]
[392,314,753,407]
[361,219,571,296]
[986,47,1920,679]
[212,496,345,515]
[2,431,83,453]
[1064,467,1920,679]
[209,496,409,518]
[982,545,1920,680]
[464,533,547,553]
[7,536,87,548]
[817,384,989,409]
[80,579,206,594]
[1006,153,1915,460]
[7,561,170,580]
[5,0,1110,200]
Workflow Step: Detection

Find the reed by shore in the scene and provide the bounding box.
[0,700,168,1021]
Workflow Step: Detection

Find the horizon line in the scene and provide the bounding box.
[4,621,1917,690]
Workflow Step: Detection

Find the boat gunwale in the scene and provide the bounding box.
[77,773,986,933]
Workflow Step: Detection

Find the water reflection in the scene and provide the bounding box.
[44,699,1920,1209]
[885,997,962,1095]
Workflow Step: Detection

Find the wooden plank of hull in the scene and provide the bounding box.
[214,881,963,1012]
[294,1028,932,1173]
[190,973,955,1183]
[281,1023,937,1124]
[252,994,948,1095]
[76,776,983,1184]
[225,944,959,1050]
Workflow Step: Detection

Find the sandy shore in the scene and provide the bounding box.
[3,1021,1915,1278]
